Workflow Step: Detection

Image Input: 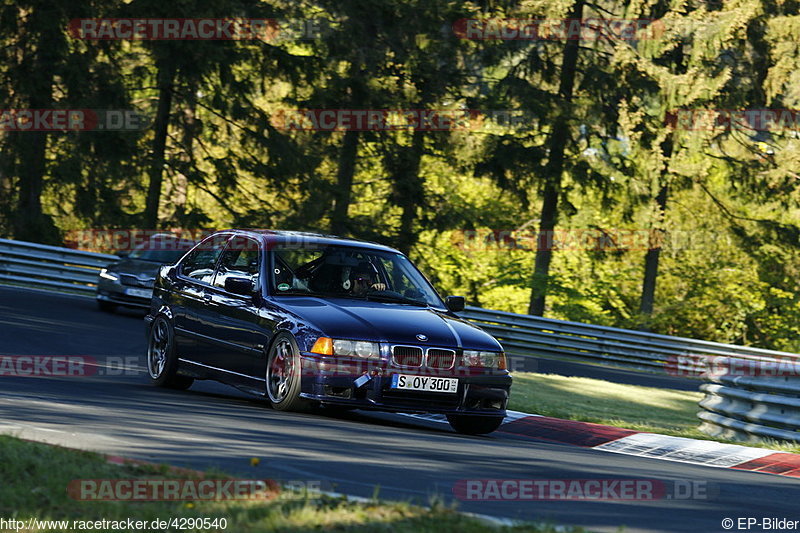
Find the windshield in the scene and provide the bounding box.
[271,245,444,307]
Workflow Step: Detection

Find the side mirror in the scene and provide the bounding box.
[225,277,255,296]
[445,296,465,313]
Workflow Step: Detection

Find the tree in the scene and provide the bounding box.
[471,0,623,316]
[0,0,69,243]
[127,0,300,230]
[612,3,760,322]
[0,0,140,242]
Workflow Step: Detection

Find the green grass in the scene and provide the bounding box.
[0,435,580,533]
[508,372,800,454]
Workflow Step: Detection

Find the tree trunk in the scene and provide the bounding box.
[528,0,585,316]
[639,185,668,315]
[394,129,425,256]
[143,59,176,229]
[330,129,359,235]
[639,137,673,316]
[172,86,198,224]
[11,14,58,245]
[529,182,560,315]
[12,128,53,243]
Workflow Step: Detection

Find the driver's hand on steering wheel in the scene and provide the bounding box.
[370,283,387,291]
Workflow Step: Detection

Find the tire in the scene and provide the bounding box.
[446,414,504,435]
[147,315,194,390]
[265,332,311,411]
[97,300,117,313]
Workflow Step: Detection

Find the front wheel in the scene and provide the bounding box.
[147,316,194,390]
[447,414,504,435]
[266,333,311,411]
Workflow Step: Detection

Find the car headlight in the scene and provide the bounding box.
[311,337,380,359]
[462,350,506,370]
[99,268,119,282]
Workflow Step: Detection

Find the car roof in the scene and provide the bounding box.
[214,229,402,254]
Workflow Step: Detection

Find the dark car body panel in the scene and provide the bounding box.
[145,230,512,416]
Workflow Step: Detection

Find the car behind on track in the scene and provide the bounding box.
[97,233,196,312]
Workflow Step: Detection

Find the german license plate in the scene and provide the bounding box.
[390,374,458,394]
[125,287,153,299]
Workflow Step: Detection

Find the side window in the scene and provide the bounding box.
[180,234,230,285]
[214,236,261,290]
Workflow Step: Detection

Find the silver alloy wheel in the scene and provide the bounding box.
[267,338,295,403]
[147,319,169,379]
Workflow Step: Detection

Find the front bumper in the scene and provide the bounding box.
[298,353,512,416]
[96,278,152,308]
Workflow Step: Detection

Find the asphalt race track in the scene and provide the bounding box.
[0,285,796,532]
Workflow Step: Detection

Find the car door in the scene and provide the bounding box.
[204,235,264,378]
[172,233,231,361]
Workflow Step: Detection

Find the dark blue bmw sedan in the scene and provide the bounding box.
[145,230,511,434]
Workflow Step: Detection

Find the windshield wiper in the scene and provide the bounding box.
[364,291,429,307]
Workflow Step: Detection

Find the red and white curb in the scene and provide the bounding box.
[401,411,800,479]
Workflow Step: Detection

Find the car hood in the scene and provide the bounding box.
[104,259,165,278]
[277,297,503,352]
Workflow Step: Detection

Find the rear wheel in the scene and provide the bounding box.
[266,333,311,411]
[147,316,194,390]
[446,414,504,435]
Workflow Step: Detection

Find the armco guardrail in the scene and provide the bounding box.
[697,358,800,442]
[0,238,117,293]
[459,307,800,375]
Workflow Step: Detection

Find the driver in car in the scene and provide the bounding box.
[349,262,387,295]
